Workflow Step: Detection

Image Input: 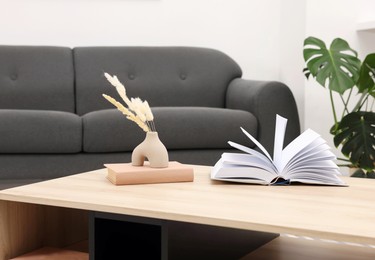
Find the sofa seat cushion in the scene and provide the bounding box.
[82,107,257,152]
[0,110,82,153]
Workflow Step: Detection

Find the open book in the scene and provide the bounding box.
[211,114,347,186]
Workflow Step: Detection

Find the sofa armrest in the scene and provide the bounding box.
[226,78,301,154]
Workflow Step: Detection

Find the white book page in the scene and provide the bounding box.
[228,141,273,166]
[211,159,276,183]
[284,160,341,181]
[240,127,273,162]
[221,153,278,174]
[280,128,321,172]
[283,150,337,174]
[287,142,331,165]
[290,177,347,186]
[286,160,339,173]
[273,115,288,172]
[282,141,336,174]
[213,178,270,185]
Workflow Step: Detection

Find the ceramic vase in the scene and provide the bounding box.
[132,131,169,168]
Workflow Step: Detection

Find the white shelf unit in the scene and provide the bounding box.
[356,20,375,32]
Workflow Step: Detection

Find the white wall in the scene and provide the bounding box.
[0,0,283,82]
[280,0,306,129]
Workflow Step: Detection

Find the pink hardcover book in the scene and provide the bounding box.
[104,161,194,185]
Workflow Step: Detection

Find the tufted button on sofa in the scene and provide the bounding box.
[0,45,300,189]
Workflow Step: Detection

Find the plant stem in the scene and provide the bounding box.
[337,164,353,167]
[359,93,370,111]
[353,90,369,112]
[329,90,339,130]
[341,88,352,115]
[149,121,156,132]
[337,157,351,162]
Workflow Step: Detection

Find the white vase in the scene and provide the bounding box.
[131,131,169,168]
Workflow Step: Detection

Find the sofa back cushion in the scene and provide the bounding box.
[0,46,75,112]
[73,47,242,115]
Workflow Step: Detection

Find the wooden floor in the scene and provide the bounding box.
[242,235,375,260]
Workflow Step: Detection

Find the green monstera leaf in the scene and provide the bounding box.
[334,112,375,171]
[303,36,361,94]
[358,53,375,97]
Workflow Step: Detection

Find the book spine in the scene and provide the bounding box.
[109,169,194,185]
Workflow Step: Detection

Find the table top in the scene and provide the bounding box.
[1,165,375,245]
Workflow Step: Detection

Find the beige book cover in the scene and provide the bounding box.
[104,161,194,185]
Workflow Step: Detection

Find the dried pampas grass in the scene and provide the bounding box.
[102,73,156,132]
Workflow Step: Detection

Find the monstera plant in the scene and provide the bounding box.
[303,36,375,177]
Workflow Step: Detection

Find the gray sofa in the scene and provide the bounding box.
[0,45,300,189]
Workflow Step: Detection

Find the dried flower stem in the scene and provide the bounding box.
[102,73,156,132]
[102,94,150,132]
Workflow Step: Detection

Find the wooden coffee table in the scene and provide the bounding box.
[1,165,375,259]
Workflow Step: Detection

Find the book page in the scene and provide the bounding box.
[228,141,273,166]
[284,156,343,185]
[211,158,276,184]
[286,141,331,165]
[283,149,337,174]
[281,140,335,175]
[273,115,288,172]
[280,128,321,172]
[286,160,339,175]
[221,153,278,174]
[239,127,273,162]
[290,177,347,186]
[289,167,346,186]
